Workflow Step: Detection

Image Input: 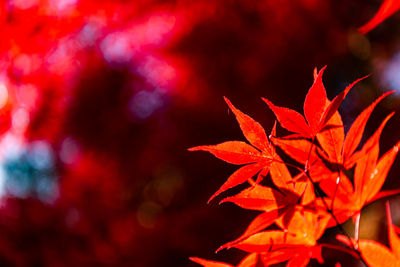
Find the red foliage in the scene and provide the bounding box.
[190,67,400,266]
[0,1,400,266]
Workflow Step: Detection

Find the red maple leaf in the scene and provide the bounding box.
[270,89,398,222]
[228,207,330,267]
[189,97,274,202]
[319,119,400,223]
[190,66,400,267]
[271,89,394,175]
[217,152,317,251]
[263,67,366,139]
[339,202,400,266]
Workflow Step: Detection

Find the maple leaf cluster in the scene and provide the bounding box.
[190,67,400,267]
[0,0,399,265]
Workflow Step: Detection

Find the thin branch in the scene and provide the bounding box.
[304,137,367,266]
[320,243,360,259]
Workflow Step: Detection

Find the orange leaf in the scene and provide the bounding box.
[263,98,312,137]
[220,184,298,212]
[286,252,310,267]
[299,180,316,205]
[190,257,233,267]
[359,240,400,267]
[260,248,301,266]
[269,152,293,190]
[217,210,281,251]
[364,140,400,203]
[354,112,394,204]
[208,163,264,203]
[189,141,265,165]
[189,99,276,202]
[271,136,319,165]
[386,202,400,259]
[284,209,329,245]
[369,188,400,204]
[272,135,333,183]
[343,91,394,165]
[265,67,360,139]
[232,230,304,253]
[304,66,328,134]
[318,171,354,203]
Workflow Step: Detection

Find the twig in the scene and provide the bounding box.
[304,137,367,267]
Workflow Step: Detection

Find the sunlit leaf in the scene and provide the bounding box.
[286,252,310,267]
[270,136,315,165]
[343,91,394,166]
[232,230,304,253]
[364,140,400,203]
[190,257,233,267]
[304,66,328,134]
[220,184,298,212]
[208,163,263,203]
[386,202,400,259]
[217,210,281,251]
[189,99,275,201]
[269,152,293,190]
[354,112,394,204]
[316,110,344,164]
[189,141,264,165]
[237,253,260,267]
[359,240,400,267]
[263,98,312,137]
[224,97,272,153]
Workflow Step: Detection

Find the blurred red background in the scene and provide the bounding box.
[0,0,399,266]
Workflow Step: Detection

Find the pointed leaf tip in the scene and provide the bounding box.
[344,90,395,161]
[321,74,370,128]
[207,163,263,203]
[217,210,280,252]
[362,119,399,204]
[359,239,399,267]
[304,66,328,134]
[224,97,271,153]
[187,142,263,165]
[262,97,312,137]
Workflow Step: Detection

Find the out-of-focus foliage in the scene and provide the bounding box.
[359,0,400,34]
[0,0,399,266]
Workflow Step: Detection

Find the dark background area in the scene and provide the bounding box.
[0,0,399,266]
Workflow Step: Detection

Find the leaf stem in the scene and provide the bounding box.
[354,211,361,250]
[304,137,367,267]
[320,243,359,259]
